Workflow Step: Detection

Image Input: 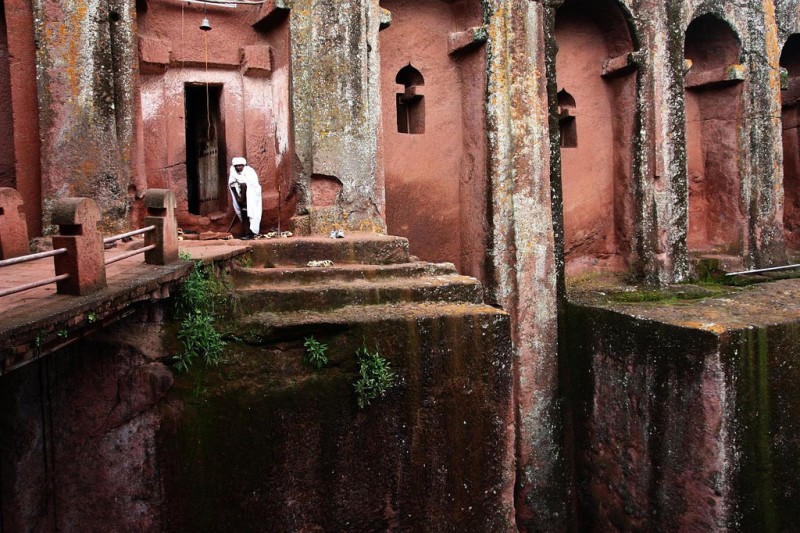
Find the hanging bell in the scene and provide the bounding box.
[200,17,212,31]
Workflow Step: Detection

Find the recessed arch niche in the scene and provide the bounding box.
[683,14,744,254]
[780,34,800,250]
[379,0,488,281]
[555,0,639,275]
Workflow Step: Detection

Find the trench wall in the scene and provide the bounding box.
[0,294,516,531]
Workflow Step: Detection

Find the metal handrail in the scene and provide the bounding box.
[0,274,69,298]
[104,244,156,266]
[104,225,155,245]
[0,248,67,268]
[103,225,157,266]
[726,263,800,277]
[1,225,159,298]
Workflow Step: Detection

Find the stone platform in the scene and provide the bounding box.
[564,277,800,531]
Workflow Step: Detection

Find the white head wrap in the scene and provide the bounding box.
[232,157,247,166]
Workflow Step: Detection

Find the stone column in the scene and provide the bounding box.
[641,0,691,284]
[289,0,386,234]
[33,0,136,234]
[743,0,787,268]
[485,0,564,527]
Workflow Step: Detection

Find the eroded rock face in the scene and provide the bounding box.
[0,311,173,531]
[33,0,137,235]
[0,241,516,531]
[159,307,515,531]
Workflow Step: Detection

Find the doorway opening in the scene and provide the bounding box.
[185,83,226,215]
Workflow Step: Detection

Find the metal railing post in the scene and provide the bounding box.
[0,188,30,260]
[143,189,178,265]
[52,198,107,295]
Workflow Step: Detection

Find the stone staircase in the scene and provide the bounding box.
[230,233,497,338]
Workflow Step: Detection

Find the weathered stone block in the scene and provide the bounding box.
[252,0,291,30]
[448,26,488,55]
[52,198,106,295]
[0,188,29,259]
[241,45,272,77]
[601,50,644,78]
[144,189,178,265]
[685,64,748,90]
[565,279,800,530]
[379,7,391,30]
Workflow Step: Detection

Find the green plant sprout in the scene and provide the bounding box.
[303,336,329,370]
[174,261,227,372]
[353,342,395,409]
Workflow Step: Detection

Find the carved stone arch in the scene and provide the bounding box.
[684,13,743,71]
[682,9,744,61]
[395,64,424,87]
[608,0,642,52]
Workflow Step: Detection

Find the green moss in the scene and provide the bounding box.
[608,284,730,303]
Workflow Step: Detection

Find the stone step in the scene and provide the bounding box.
[235,274,483,314]
[245,233,410,267]
[229,301,509,342]
[232,261,458,288]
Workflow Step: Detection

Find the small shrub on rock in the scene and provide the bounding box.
[353,342,395,409]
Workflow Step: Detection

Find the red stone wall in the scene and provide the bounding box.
[2,0,41,236]
[379,0,487,278]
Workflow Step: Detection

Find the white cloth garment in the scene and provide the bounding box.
[228,162,262,234]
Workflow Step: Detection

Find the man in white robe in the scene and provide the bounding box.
[228,157,262,239]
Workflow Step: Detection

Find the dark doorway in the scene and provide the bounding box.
[185,84,225,215]
[0,0,17,189]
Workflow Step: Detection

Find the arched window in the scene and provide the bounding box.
[557,89,577,148]
[396,65,425,134]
